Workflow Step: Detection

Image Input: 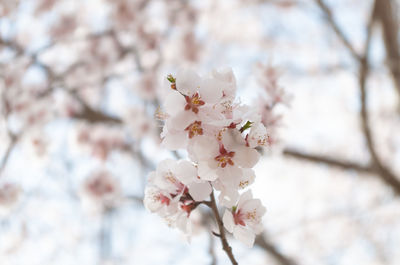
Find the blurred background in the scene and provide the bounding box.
[1,0,400,264]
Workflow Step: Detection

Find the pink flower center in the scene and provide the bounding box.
[181,202,196,216]
[184,93,205,114]
[184,121,203,138]
[233,210,246,226]
[158,194,170,206]
[214,144,235,168]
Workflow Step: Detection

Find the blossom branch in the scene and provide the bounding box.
[208,191,238,265]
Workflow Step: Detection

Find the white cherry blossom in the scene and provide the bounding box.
[146,68,267,244]
[222,190,266,247]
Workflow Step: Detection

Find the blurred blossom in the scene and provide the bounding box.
[81,170,121,213]
[0,183,21,215]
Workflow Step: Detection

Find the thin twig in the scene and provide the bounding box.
[255,234,297,265]
[283,149,376,174]
[208,191,238,265]
[315,0,361,61]
[209,228,217,265]
[0,133,19,176]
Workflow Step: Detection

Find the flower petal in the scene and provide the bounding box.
[199,77,223,104]
[198,161,218,181]
[222,209,235,233]
[234,146,260,168]
[175,160,197,185]
[233,226,255,247]
[176,69,201,96]
[188,182,212,201]
[162,131,187,150]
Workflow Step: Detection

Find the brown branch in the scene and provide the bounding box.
[283,149,375,174]
[209,228,217,265]
[255,234,297,265]
[315,0,361,61]
[312,0,400,195]
[208,191,238,265]
[358,0,400,196]
[374,0,400,99]
[72,104,123,124]
[0,133,18,176]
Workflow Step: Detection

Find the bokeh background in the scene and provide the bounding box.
[1,0,400,264]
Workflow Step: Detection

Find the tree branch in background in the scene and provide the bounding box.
[283,149,376,174]
[71,97,123,124]
[314,0,361,61]
[208,229,217,265]
[358,0,400,196]
[374,0,400,100]
[293,0,400,196]
[0,132,19,176]
[255,234,297,265]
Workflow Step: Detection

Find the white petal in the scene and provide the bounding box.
[238,168,255,189]
[212,68,236,101]
[176,69,201,96]
[162,131,187,150]
[248,123,268,148]
[188,182,212,201]
[167,111,197,131]
[241,198,262,213]
[157,159,177,177]
[234,146,260,168]
[237,190,253,209]
[164,92,186,115]
[190,136,219,161]
[199,77,223,103]
[222,210,235,233]
[233,226,255,247]
[216,166,243,183]
[218,189,239,208]
[251,223,265,235]
[221,129,245,150]
[175,160,197,185]
[198,161,218,181]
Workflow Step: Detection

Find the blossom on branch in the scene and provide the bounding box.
[145,68,267,247]
[222,190,266,247]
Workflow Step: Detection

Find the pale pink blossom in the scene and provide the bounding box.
[222,190,266,247]
[81,170,121,212]
[144,159,212,234]
[190,130,260,181]
[0,183,21,215]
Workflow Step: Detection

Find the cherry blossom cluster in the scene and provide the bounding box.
[144,69,267,246]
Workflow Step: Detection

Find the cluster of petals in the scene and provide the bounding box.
[145,68,267,246]
[223,190,266,247]
[144,159,211,233]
